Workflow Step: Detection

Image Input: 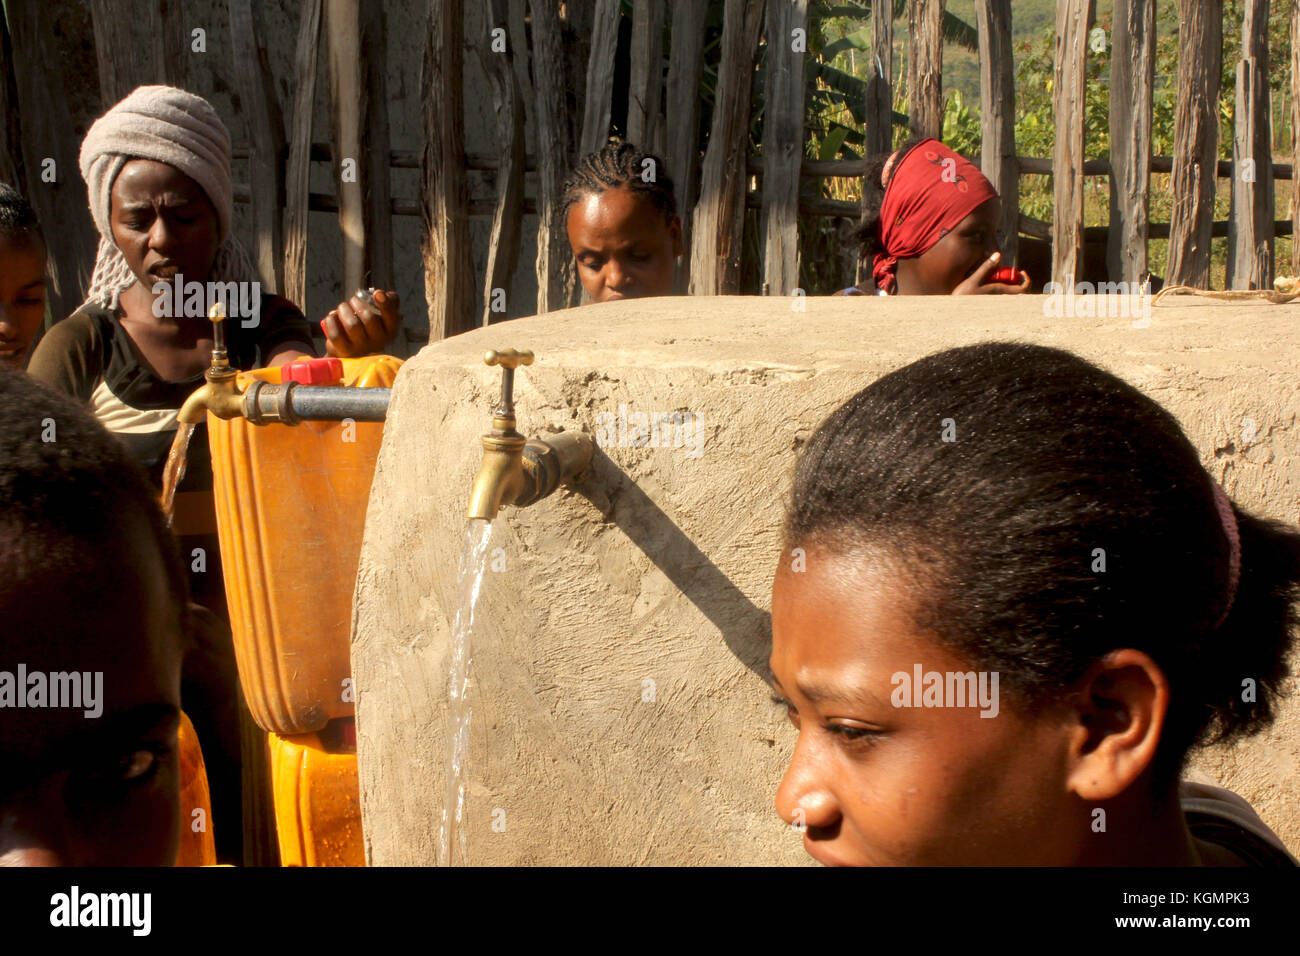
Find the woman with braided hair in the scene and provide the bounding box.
[562,141,684,303]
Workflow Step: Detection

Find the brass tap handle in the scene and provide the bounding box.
[207,302,230,371]
[483,348,533,370]
[483,348,534,421]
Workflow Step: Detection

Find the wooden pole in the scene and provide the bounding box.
[864,0,893,158]
[325,0,368,299]
[1227,0,1274,290]
[421,0,474,338]
[1166,0,1222,289]
[89,1,143,105]
[0,11,25,191]
[362,0,394,292]
[974,0,1017,263]
[530,0,579,312]
[507,0,535,157]
[908,0,944,140]
[761,0,808,297]
[1107,0,1154,284]
[282,0,323,310]
[628,0,666,154]
[1051,0,1088,287]
[154,0,187,89]
[580,0,621,158]
[665,0,707,294]
[6,0,100,323]
[229,0,287,293]
[689,0,764,296]
[479,0,526,325]
[1292,0,1300,275]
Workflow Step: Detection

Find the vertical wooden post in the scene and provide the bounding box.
[665,0,707,294]
[865,0,893,157]
[479,0,526,326]
[422,0,474,338]
[628,0,666,154]
[1166,0,1222,289]
[154,0,187,89]
[90,1,143,104]
[974,0,1017,263]
[92,1,186,104]
[1227,0,1274,290]
[857,0,893,288]
[326,0,368,299]
[0,12,25,190]
[580,0,621,158]
[229,0,287,293]
[7,0,101,323]
[530,0,579,312]
[761,0,808,297]
[689,0,764,295]
[507,0,535,157]
[362,0,394,292]
[1107,0,1154,284]
[282,0,323,310]
[908,0,944,140]
[1292,0,1300,275]
[1051,0,1088,287]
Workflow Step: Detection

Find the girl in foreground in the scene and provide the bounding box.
[562,142,683,303]
[771,343,1299,866]
[845,137,1031,295]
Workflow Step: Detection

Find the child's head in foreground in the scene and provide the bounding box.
[771,343,1300,866]
[850,137,1030,295]
[0,184,47,371]
[562,142,683,303]
[0,371,188,865]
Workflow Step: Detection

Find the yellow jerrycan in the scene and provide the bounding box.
[268,719,364,866]
[208,355,401,735]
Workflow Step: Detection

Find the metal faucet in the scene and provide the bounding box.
[176,302,391,426]
[467,349,593,520]
[178,302,244,424]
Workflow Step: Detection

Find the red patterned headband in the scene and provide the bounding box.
[871,138,999,294]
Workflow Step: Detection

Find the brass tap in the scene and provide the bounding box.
[178,302,245,424]
[467,349,593,520]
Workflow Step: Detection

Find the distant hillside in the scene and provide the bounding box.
[942,0,1065,104]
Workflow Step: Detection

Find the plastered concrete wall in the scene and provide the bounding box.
[351,295,1300,865]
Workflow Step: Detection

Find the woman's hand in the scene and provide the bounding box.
[322,289,402,357]
[953,253,1032,295]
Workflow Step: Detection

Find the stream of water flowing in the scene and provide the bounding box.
[438,519,495,867]
[160,422,197,527]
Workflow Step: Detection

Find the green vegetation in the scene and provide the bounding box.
[803,0,1296,287]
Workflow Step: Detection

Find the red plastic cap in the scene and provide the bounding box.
[283,357,344,385]
[990,266,1021,284]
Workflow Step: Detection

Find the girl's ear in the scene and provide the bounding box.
[881,150,902,187]
[669,215,684,258]
[1064,649,1170,802]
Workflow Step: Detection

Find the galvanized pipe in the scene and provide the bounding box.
[243,381,391,425]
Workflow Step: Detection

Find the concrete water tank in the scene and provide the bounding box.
[351,295,1300,865]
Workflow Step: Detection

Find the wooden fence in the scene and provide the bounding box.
[1,1,1294,346]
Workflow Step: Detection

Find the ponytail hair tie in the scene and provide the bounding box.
[1210,480,1241,629]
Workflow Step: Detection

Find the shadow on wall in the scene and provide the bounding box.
[576,446,772,681]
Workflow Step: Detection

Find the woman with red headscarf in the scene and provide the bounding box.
[845,137,1032,296]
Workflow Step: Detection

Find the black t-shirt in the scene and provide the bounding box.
[28,293,314,609]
